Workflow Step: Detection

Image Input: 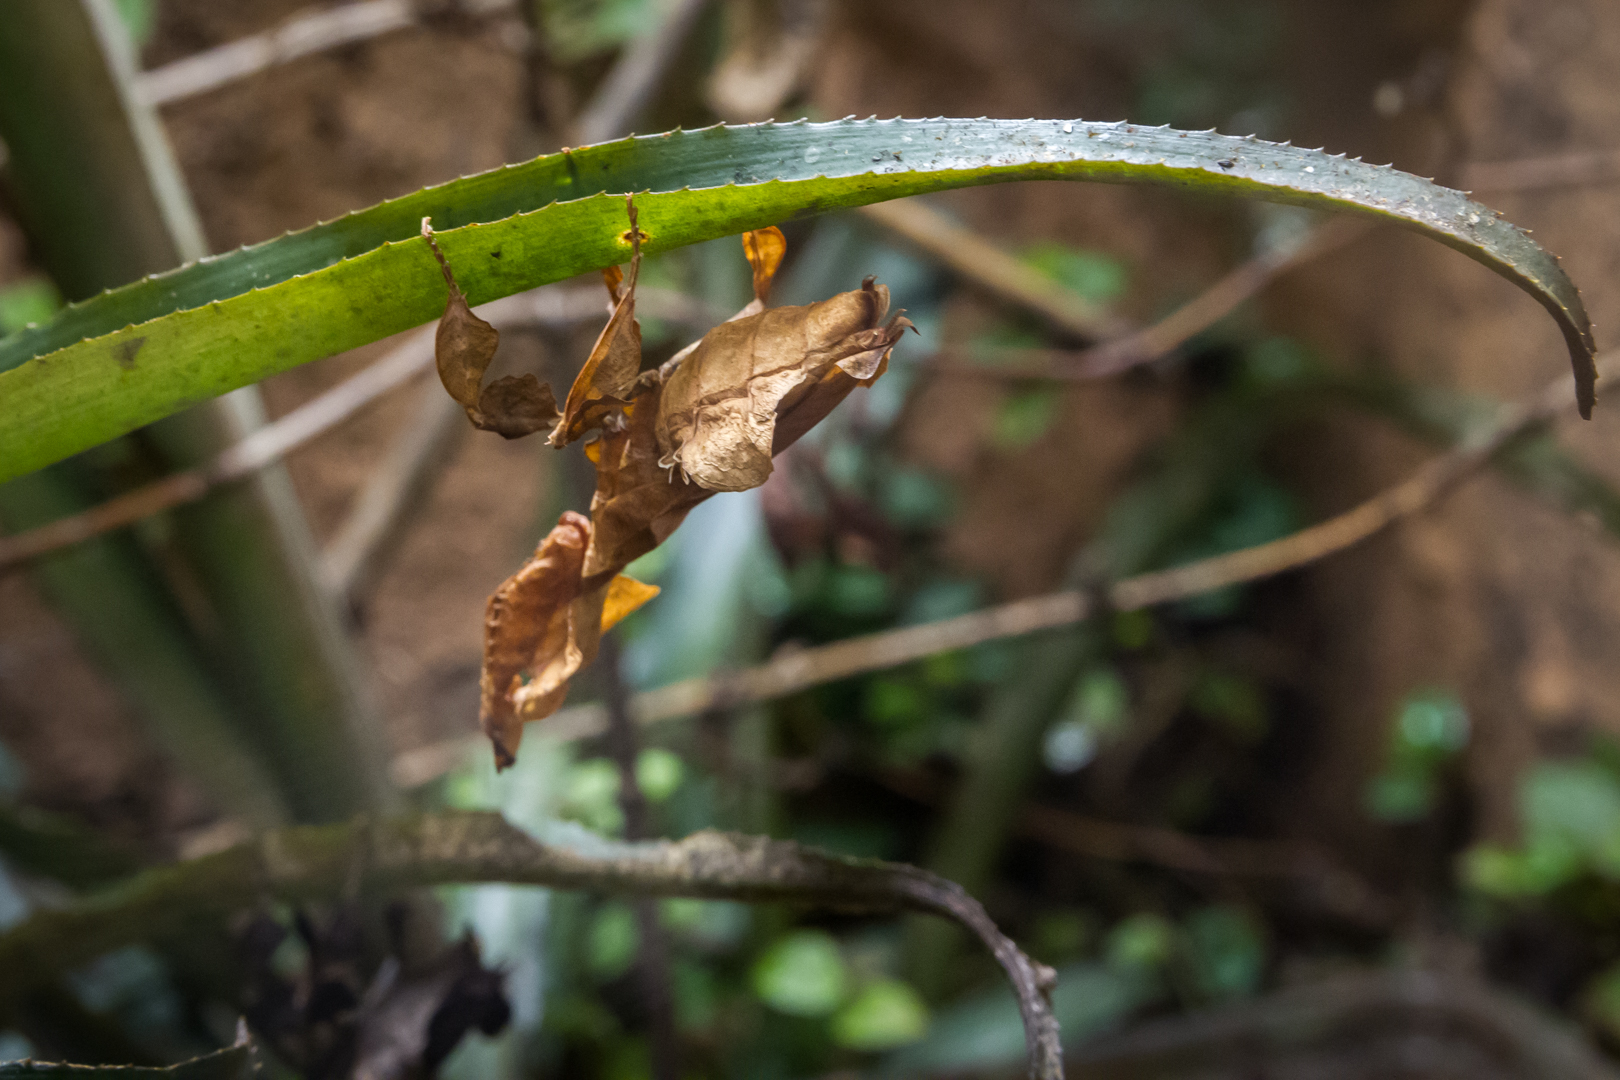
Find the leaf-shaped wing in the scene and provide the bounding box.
[480,512,591,768]
[424,218,560,440]
[654,279,911,491]
[551,198,648,447]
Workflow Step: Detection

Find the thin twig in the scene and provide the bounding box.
[870,767,1395,928]
[138,1,418,107]
[1460,148,1620,193]
[0,812,1064,1080]
[0,286,721,574]
[929,217,1370,382]
[389,350,1616,785]
[858,198,1135,341]
[318,384,466,603]
[1107,354,1611,610]
[599,634,681,1080]
[1056,217,1370,377]
[573,0,713,145]
[1014,806,1394,928]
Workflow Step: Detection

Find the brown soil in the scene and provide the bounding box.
[2,0,1617,893]
[1267,0,1620,856]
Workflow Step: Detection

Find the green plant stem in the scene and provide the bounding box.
[904,629,1093,997]
[141,400,394,821]
[0,0,392,822]
[0,0,204,300]
[0,470,290,827]
[0,803,146,892]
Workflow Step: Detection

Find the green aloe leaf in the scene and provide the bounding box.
[0,118,1596,483]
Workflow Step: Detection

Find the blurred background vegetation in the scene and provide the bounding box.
[4,0,1620,1077]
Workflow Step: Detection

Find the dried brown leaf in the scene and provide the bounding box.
[479,510,662,769]
[586,386,715,577]
[480,511,590,768]
[654,277,913,491]
[550,197,646,447]
[477,219,913,768]
[603,574,661,630]
[423,217,561,440]
[744,226,787,306]
[478,375,560,439]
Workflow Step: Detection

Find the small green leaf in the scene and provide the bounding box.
[1111,609,1156,650]
[1394,690,1470,760]
[1190,670,1268,743]
[1184,905,1265,1002]
[879,467,955,529]
[1523,761,1620,854]
[1022,243,1128,303]
[751,930,848,1017]
[563,758,625,836]
[0,279,61,336]
[830,979,930,1051]
[1241,336,1317,386]
[110,0,155,47]
[824,565,892,618]
[660,898,751,950]
[1461,844,1542,897]
[1045,668,1131,772]
[1105,913,1176,973]
[634,748,684,803]
[1365,767,1437,823]
[588,902,640,980]
[992,386,1064,451]
[864,677,928,729]
[671,959,719,1031]
[1032,909,1094,964]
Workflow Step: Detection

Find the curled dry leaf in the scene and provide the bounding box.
[479,206,912,768]
[479,510,662,768]
[550,201,647,447]
[743,225,787,310]
[654,276,913,491]
[423,217,561,439]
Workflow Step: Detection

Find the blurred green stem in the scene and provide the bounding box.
[904,628,1092,997]
[0,802,147,892]
[0,470,289,827]
[0,0,391,822]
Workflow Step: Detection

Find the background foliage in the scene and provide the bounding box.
[3,1,1620,1079]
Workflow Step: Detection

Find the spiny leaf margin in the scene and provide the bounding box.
[0,118,1595,483]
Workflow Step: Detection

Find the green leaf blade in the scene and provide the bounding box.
[0,118,1595,482]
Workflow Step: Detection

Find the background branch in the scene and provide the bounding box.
[135,0,524,108]
[859,197,1135,341]
[573,0,713,145]
[0,812,1064,1080]
[392,349,1617,786]
[929,216,1370,382]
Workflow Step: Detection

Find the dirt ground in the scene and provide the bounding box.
[2,0,1617,893]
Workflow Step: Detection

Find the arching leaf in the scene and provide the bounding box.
[0,118,1596,482]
